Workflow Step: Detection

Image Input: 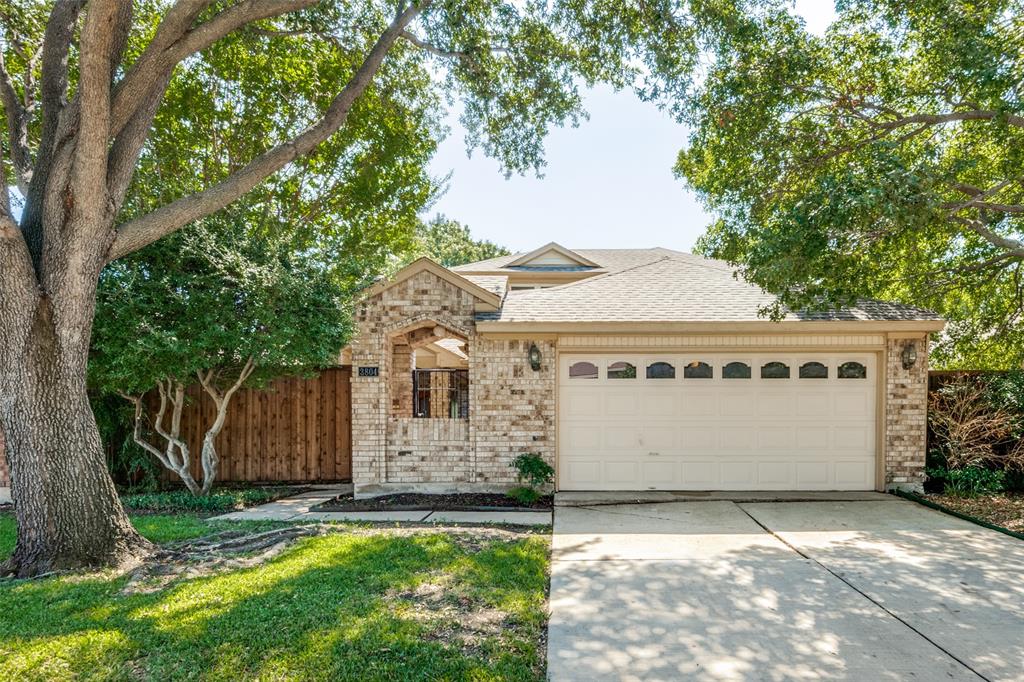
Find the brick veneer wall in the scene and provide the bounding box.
[351,269,556,495]
[884,334,929,491]
[350,270,478,493]
[470,337,555,484]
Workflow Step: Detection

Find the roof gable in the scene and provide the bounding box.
[505,242,601,268]
[362,258,502,311]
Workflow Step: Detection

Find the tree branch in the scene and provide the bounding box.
[108,0,429,261]
[952,215,1024,259]
[110,0,318,139]
[0,35,32,193]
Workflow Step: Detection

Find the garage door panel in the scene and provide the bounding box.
[720,393,755,416]
[641,460,677,485]
[605,391,640,416]
[605,460,640,484]
[758,426,795,449]
[564,391,602,417]
[641,426,676,450]
[559,354,877,491]
[796,461,830,486]
[835,392,871,416]
[680,392,717,416]
[796,427,830,450]
[757,392,796,417]
[640,393,676,416]
[757,461,794,486]
[605,426,638,449]
[720,427,756,450]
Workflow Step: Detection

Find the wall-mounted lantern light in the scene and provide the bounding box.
[528,343,542,371]
[901,341,918,370]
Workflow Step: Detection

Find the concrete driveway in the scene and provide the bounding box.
[549,495,1024,681]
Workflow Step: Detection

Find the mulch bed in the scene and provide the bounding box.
[924,492,1024,533]
[314,492,552,512]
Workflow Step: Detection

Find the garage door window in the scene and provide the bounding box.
[683,361,713,379]
[838,361,867,379]
[647,362,676,379]
[569,361,599,379]
[761,361,791,379]
[799,361,828,379]
[723,361,751,379]
[607,362,636,379]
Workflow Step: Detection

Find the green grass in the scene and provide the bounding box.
[0,514,549,681]
[121,486,302,514]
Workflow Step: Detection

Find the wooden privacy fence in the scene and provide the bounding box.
[151,367,352,483]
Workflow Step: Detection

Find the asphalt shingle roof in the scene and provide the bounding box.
[473,254,940,323]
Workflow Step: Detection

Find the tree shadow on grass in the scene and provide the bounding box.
[0,530,549,681]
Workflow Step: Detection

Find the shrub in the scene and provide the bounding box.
[926,466,1005,497]
[121,487,300,513]
[928,376,1024,472]
[507,453,553,504]
[506,486,541,505]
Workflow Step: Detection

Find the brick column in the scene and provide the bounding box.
[885,334,929,492]
[390,343,413,417]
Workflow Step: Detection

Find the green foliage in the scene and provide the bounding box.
[926,466,1006,498]
[506,486,541,505]
[509,453,555,498]
[93,394,161,492]
[0,519,550,680]
[411,215,510,268]
[90,220,351,396]
[121,487,302,514]
[676,1,1024,368]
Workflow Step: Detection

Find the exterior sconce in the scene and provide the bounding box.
[901,341,917,370]
[528,343,542,371]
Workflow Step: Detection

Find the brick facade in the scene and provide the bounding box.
[884,334,929,492]
[351,269,931,495]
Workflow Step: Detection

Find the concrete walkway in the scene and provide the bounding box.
[549,496,1024,681]
[211,485,551,525]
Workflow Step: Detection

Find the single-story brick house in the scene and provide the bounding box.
[350,243,944,497]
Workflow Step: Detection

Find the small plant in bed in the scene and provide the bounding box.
[121,486,302,514]
[507,453,554,506]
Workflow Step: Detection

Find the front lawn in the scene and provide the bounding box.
[924,493,1024,533]
[0,515,550,681]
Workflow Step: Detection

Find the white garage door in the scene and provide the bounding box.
[558,353,877,491]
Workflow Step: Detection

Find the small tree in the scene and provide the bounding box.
[90,219,349,495]
[412,215,510,268]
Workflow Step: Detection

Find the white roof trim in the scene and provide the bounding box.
[505,242,601,268]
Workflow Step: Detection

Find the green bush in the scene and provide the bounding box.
[926,466,1005,498]
[121,487,299,513]
[506,486,541,505]
[507,453,554,505]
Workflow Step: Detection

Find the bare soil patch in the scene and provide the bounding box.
[314,491,552,512]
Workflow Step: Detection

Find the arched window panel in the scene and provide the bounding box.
[569,361,598,379]
[646,362,676,379]
[723,362,751,379]
[799,362,828,379]
[683,361,713,379]
[838,361,867,379]
[760,361,791,379]
[608,362,637,379]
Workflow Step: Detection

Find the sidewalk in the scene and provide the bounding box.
[211,485,551,526]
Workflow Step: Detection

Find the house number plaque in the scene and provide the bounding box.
[357,366,380,377]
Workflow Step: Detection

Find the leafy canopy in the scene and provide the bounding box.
[412,215,510,268]
[89,218,351,396]
[676,0,1024,368]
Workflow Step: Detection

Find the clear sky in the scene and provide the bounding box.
[425,1,836,254]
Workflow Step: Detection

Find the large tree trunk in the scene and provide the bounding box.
[0,298,150,578]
